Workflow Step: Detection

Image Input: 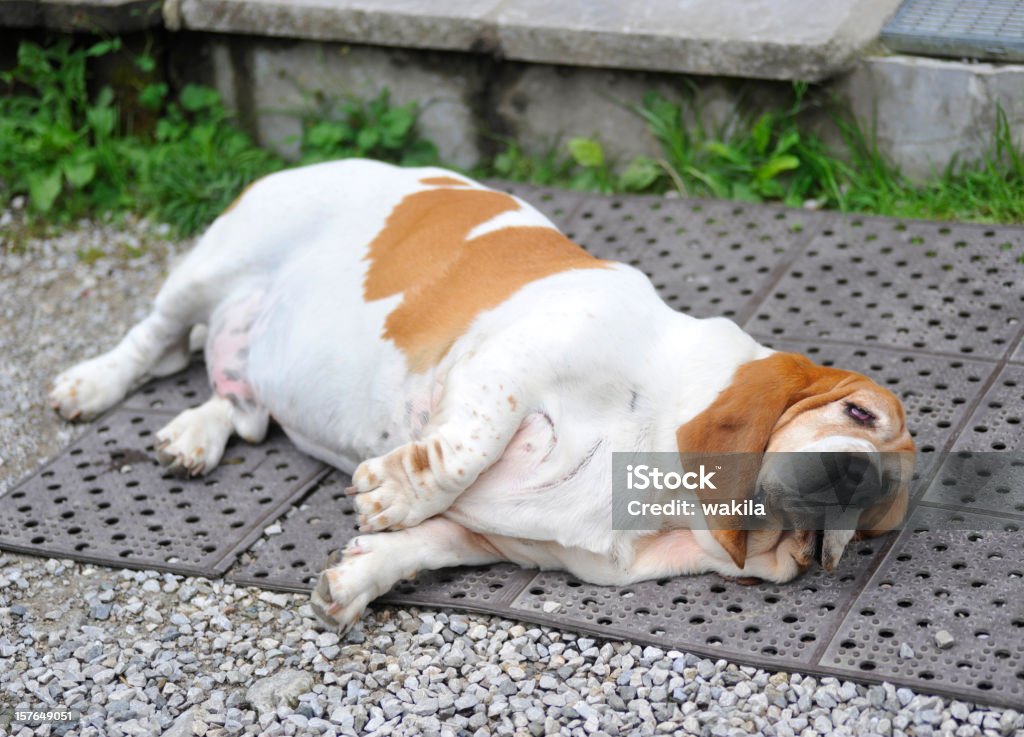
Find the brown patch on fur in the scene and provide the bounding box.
[409,443,430,474]
[365,187,606,371]
[507,395,518,411]
[431,438,444,463]
[676,352,911,568]
[419,176,469,187]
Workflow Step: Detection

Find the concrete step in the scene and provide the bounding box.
[5,0,901,81]
[167,0,902,82]
[0,0,162,32]
[3,0,1023,179]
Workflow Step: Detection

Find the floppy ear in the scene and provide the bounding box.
[675,352,849,568]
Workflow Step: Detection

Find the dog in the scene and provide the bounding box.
[49,159,914,631]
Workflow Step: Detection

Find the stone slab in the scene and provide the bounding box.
[836,54,1024,179]
[174,0,901,81]
[1,0,163,31]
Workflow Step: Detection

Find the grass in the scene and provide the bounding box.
[488,83,1024,225]
[2,37,1023,247]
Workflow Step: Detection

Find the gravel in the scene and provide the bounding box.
[2,213,1024,736]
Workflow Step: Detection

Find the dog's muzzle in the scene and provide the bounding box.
[756,447,897,571]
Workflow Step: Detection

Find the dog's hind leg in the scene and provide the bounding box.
[154,288,272,476]
[50,308,194,421]
[311,518,506,632]
[155,395,235,477]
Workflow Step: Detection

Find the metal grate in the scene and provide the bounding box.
[559,195,830,321]
[483,180,588,232]
[0,406,326,576]
[952,364,1024,452]
[923,451,1024,521]
[3,186,1023,709]
[881,0,1024,63]
[821,508,1024,701]
[122,360,209,414]
[509,537,890,668]
[746,217,1024,360]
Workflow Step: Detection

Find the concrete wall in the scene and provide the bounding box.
[176,36,1024,179]
[836,55,1024,179]
[186,35,797,170]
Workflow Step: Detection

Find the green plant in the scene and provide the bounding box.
[483,136,638,194]
[4,36,1023,245]
[0,39,282,236]
[132,81,283,236]
[0,39,133,218]
[298,89,438,167]
[626,84,849,208]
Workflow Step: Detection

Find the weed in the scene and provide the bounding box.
[298,89,438,167]
[0,39,134,220]
[0,41,436,238]
[3,37,1023,245]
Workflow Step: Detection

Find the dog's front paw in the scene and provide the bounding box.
[49,358,125,421]
[348,447,441,532]
[310,537,383,633]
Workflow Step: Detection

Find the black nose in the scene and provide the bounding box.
[763,452,886,525]
[817,452,885,507]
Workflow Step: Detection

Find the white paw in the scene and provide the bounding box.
[49,357,127,421]
[349,451,436,532]
[155,407,230,477]
[310,536,389,633]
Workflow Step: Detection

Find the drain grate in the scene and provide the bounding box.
[881,0,1024,63]
[952,364,1024,452]
[822,508,1024,702]
[558,195,830,321]
[3,186,1023,709]
[746,217,1024,359]
[0,408,325,576]
[122,360,209,414]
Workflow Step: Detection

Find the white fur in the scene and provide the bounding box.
[50,159,805,632]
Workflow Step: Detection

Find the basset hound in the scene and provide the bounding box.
[49,160,914,631]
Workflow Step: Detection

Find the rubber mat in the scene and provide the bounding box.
[228,470,539,614]
[745,216,1024,359]
[881,0,1024,63]
[2,186,1023,708]
[0,406,326,576]
[560,196,831,323]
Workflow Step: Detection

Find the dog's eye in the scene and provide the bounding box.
[845,402,875,424]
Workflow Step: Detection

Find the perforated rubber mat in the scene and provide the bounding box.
[881,0,1024,62]
[2,186,1023,708]
[0,406,326,576]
